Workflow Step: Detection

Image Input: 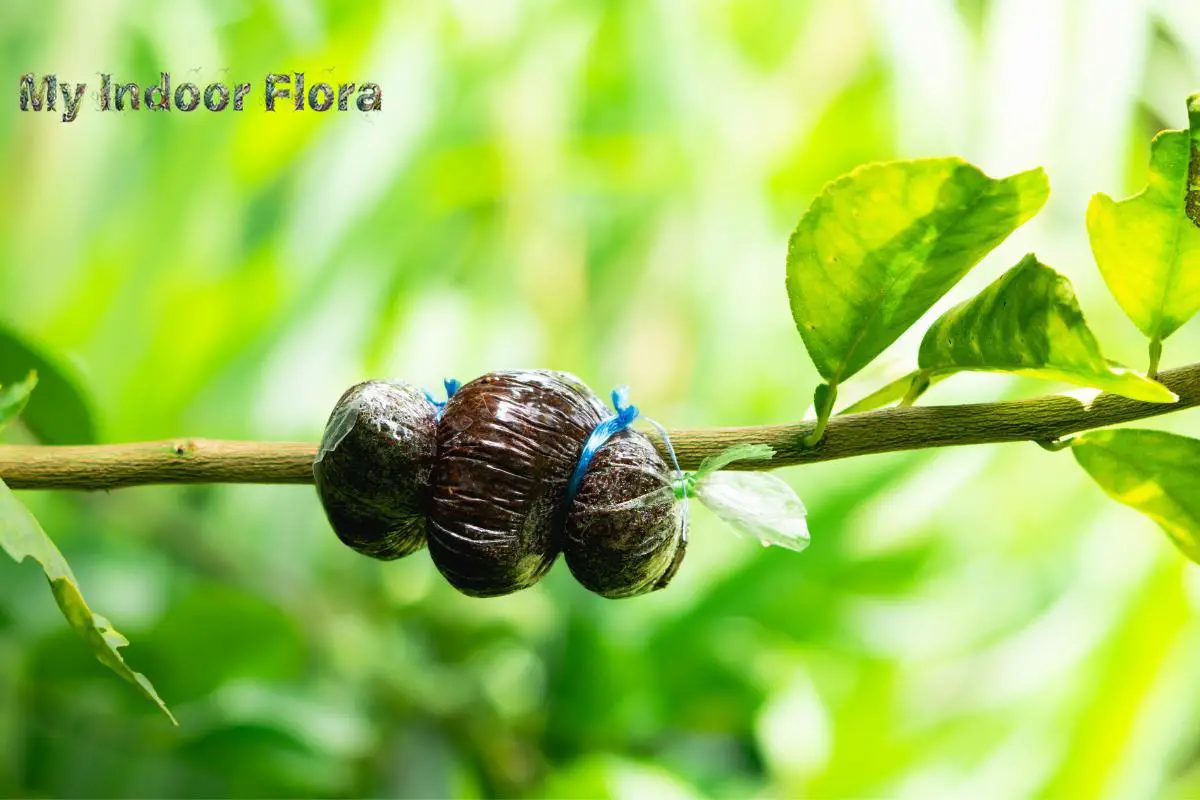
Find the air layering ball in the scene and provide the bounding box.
[313,380,437,560]
[563,430,686,598]
[428,370,608,597]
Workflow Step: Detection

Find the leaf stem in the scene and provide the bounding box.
[801,383,837,447]
[899,371,933,407]
[1149,338,1163,380]
[0,362,1198,491]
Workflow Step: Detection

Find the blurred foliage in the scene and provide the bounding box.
[2,0,1200,797]
[0,326,95,444]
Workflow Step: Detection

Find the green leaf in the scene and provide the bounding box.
[1086,95,1200,345]
[693,443,775,477]
[786,157,1049,385]
[0,372,38,433]
[0,323,97,444]
[917,255,1176,403]
[0,478,175,723]
[1072,429,1200,563]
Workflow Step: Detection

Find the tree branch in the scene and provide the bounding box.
[1,363,1197,491]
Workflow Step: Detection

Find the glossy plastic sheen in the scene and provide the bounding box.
[313,380,437,560]
[428,370,608,596]
[563,428,686,598]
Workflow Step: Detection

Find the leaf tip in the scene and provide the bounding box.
[1027,164,1051,186]
[1085,191,1112,220]
[1005,165,1051,210]
[1128,376,1179,405]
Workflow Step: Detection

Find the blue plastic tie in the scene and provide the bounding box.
[564,386,639,508]
[424,377,461,420]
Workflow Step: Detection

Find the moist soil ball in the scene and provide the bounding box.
[313,380,437,560]
[428,370,607,597]
[563,428,686,598]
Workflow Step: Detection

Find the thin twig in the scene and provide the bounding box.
[0,363,1196,491]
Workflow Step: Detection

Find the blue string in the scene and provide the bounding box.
[424,378,461,420]
[564,386,639,507]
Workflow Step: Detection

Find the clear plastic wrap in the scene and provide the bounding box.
[563,424,686,599]
[313,380,438,560]
[428,370,609,597]
[692,471,810,552]
[688,443,810,553]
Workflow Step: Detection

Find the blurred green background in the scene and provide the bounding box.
[3,0,1200,797]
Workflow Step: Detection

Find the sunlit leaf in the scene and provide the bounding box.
[0,478,175,723]
[0,323,97,444]
[0,372,37,433]
[1072,429,1200,563]
[917,255,1176,403]
[1086,95,1200,345]
[786,158,1048,385]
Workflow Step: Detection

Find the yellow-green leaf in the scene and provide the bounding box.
[1085,95,1200,343]
[0,478,175,724]
[917,255,1176,403]
[1072,429,1200,563]
[786,158,1048,385]
[836,370,950,415]
[0,372,37,433]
